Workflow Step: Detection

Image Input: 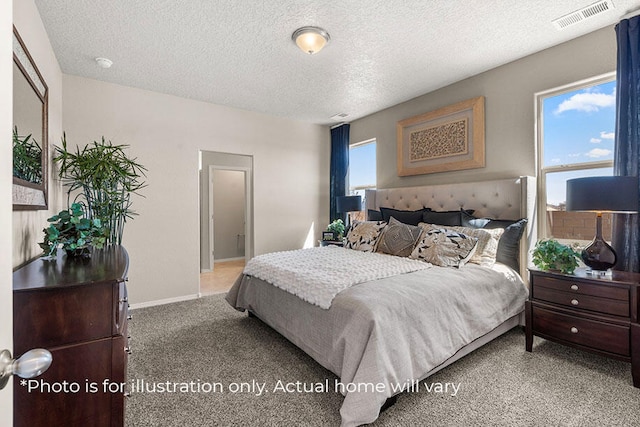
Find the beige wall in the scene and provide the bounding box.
[12,0,63,267]
[1,0,13,423]
[62,75,329,305]
[213,169,246,261]
[350,26,617,190]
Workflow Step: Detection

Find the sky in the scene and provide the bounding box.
[542,79,616,205]
[349,141,376,190]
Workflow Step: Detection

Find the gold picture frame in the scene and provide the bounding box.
[397,96,485,176]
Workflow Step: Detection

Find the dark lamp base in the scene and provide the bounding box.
[581,236,616,272]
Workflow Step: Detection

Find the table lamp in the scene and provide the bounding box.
[566,176,639,273]
[336,195,363,229]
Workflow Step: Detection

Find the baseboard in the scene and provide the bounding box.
[130,294,199,310]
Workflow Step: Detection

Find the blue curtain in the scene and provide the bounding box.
[612,16,640,272]
[330,124,350,223]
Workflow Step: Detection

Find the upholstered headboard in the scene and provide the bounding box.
[365,176,537,281]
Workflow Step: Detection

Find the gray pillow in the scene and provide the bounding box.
[380,207,430,226]
[461,211,528,271]
[376,217,423,257]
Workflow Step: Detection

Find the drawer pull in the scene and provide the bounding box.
[570,284,579,291]
[127,314,133,321]
[571,327,579,334]
[119,297,128,303]
[125,346,132,355]
[571,299,579,306]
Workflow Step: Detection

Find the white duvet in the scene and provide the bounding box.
[242,246,431,309]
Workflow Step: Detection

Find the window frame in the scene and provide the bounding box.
[535,72,616,239]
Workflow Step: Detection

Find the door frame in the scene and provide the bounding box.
[208,165,253,270]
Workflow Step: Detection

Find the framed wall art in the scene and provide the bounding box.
[396,96,484,177]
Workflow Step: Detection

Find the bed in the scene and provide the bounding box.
[226,176,536,426]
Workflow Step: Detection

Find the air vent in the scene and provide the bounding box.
[552,0,614,30]
[330,113,349,120]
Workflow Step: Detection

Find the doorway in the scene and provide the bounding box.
[199,151,253,295]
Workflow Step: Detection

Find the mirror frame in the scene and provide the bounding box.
[12,25,48,211]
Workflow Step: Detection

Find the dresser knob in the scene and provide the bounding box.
[571,299,579,306]
[127,314,133,321]
[570,284,579,291]
[571,327,579,334]
[124,392,131,398]
[119,297,128,303]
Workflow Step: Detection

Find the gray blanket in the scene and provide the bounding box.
[226,261,527,426]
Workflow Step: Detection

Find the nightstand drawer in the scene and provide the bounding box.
[532,275,629,301]
[533,286,629,317]
[532,306,630,356]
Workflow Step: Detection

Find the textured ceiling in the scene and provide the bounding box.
[34,0,640,125]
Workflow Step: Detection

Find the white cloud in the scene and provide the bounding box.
[585,148,612,158]
[590,138,602,143]
[600,131,615,140]
[551,158,561,163]
[554,89,615,114]
[568,153,581,157]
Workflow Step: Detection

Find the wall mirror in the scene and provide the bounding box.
[13,25,48,210]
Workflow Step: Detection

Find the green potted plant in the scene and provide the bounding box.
[531,239,580,274]
[327,219,346,240]
[54,134,147,245]
[39,203,108,257]
[12,126,42,184]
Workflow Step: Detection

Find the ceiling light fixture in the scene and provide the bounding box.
[292,26,330,55]
[95,57,113,69]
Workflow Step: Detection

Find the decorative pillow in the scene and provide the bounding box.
[422,209,475,226]
[380,207,430,226]
[376,217,423,257]
[367,209,383,221]
[461,211,528,271]
[420,223,503,267]
[344,220,387,252]
[410,228,478,268]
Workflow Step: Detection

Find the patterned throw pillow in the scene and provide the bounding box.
[344,220,387,252]
[376,217,423,257]
[419,223,503,267]
[410,228,478,267]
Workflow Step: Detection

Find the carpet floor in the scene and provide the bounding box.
[126,294,640,426]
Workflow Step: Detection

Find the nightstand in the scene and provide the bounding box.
[526,268,640,388]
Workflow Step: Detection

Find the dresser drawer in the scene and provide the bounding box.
[532,306,630,356]
[532,275,629,301]
[533,286,629,317]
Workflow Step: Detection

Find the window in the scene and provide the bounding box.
[349,139,376,221]
[536,73,616,243]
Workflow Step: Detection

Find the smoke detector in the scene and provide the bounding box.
[552,0,615,30]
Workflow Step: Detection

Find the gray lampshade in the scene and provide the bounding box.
[566,176,639,213]
[336,195,362,213]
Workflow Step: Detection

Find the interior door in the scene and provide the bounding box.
[1,0,14,420]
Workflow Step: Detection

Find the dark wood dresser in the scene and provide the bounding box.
[525,268,639,387]
[12,246,130,427]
